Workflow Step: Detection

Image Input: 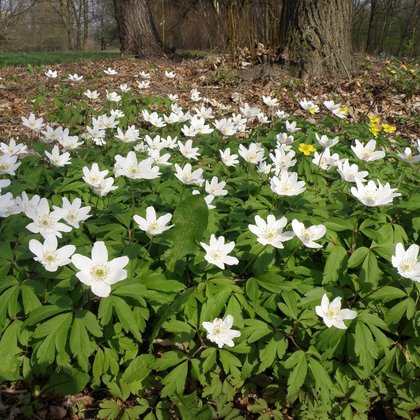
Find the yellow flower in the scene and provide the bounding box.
[401,64,408,71]
[382,123,396,133]
[369,122,381,137]
[386,67,396,74]
[409,68,416,74]
[368,115,380,124]
[299,143,316,156]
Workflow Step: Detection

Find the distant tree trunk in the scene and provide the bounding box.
[83,0,88,49]
[281,0,354,77]
[366,0,377,53]
[113,0,162,57]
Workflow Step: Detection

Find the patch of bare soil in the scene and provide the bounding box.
[0,54,418,142]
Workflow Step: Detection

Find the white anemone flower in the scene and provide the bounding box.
[15,192,41,217]
[0,138,27,156]
[351,139,385,162]
[82,163,109,188]
[248,215,294,248]
[213,118,237,136]
[270,171,306,196]
[114,153,160,180]
[26,198,72,239]
[315,133,339,149]
[21,113,44,131]
[391,243,420,282]
[291,220,326,249]
[270,148,296,172]
[115,126,140,143]
[312,148,340,170]
[93,178,118,196]
[285,120,301,133]
[137,80,150,89]
[174,163,204,186]
[139,71,151,79]
[336,159,368,183]
[84,89,100,100]
[190,88,202,102]
[148,149,172,166]
[45,145,71,167]
[104,67,117,75]
[200,234,239,270]
[45,69,58,78]
[238,143,265,164]
[299,98,319,114]
[119,83,131,92]
[202,315,241,348]
[275,109,290,119]
[188,116,214,135]
[240,103,260,118]
[165,70,176,78]
[0,193,20,218]
[133,206,173,236]
[0,154,21,175]
[276,133,294,146]
[53,197,92,229]
[262,95,279,107]
[219,148,239,167]
[29,235,75,272]
[315,294,357,329]
[350,179,401,207]
[68,73,83,82]
[106,90,121,103]
[205,176,227,197]
[178,139,201,160]
[71,241,129,297]
[397,147,420,164]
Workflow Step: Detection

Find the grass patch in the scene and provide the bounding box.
[0,51,120,67]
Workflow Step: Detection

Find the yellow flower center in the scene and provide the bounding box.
[90,264,110,281]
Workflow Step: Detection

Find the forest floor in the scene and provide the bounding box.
[0,53,419,419]
[0,53,419,142]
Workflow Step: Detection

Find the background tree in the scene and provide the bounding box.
[113,0,162,57]
[280,0,355,77]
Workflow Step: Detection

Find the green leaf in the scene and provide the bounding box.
[97,400,121,420]
[161,361,188,397]
[323,245,347,284]
[23,304,71,328]
[111,296,142,341]
[308,357,333,402]
[164,194,209,271]
[353,322,376,377]
[360,250,380,292]
[42,366,90,395]
[370,286,407,303]
[171,392,213,420]
[153,351,187,371]
[243,319,272,343]
[202,347,217,374]
[121,354,154,394]
[286,351,307,404]
[219,349,241,376]
[20,284,42,315]
[385,299,409,325]
[347,247,369,269]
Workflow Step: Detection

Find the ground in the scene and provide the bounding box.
[0,54,419,142]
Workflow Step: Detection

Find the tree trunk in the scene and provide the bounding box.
[281,0,354,77]
[113,0,162,57]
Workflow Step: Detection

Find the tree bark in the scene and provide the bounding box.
[281,0,354,77]
[113,0,162,57]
